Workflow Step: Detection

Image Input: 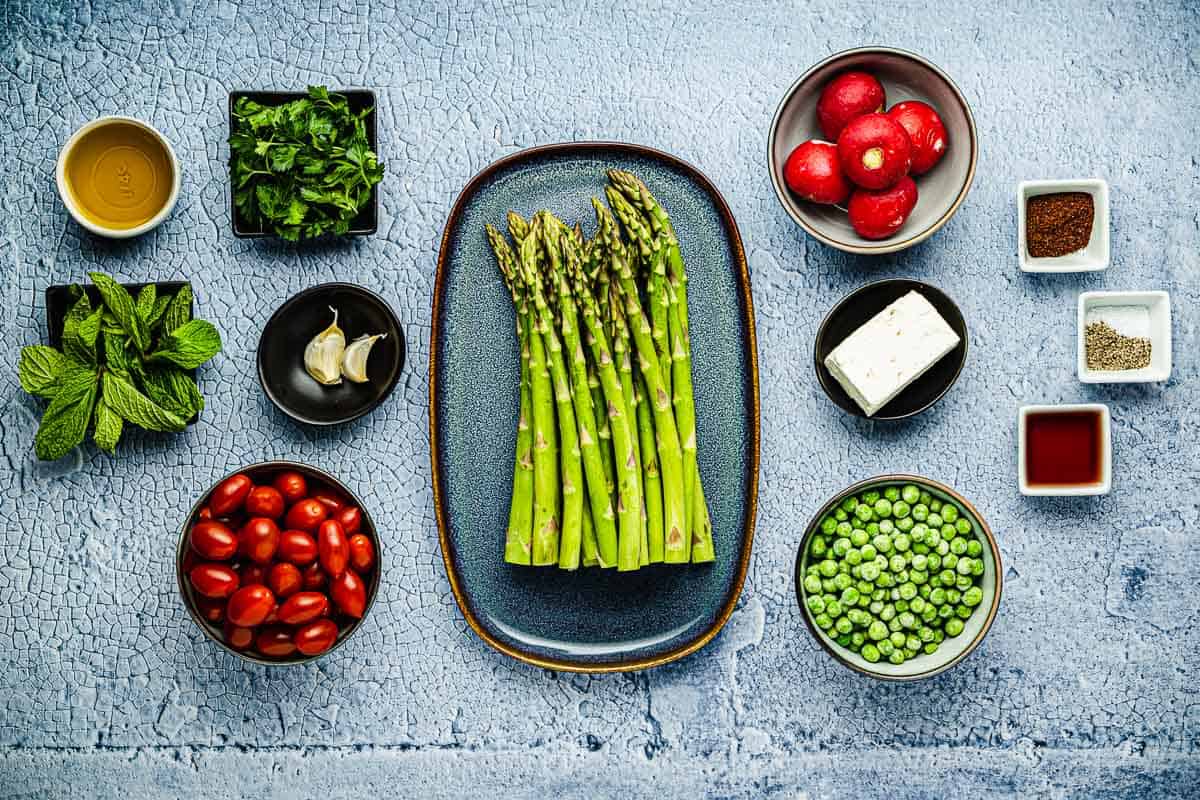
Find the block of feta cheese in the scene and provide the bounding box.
[824,291,960,416]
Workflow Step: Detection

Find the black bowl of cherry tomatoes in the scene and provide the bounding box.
[176,461,382,665]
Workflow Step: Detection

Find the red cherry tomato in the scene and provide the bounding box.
[311,488,347,513]
[224,623,254,650]
[255,625,298,658]
[278,530,318,565]
[301,562,327,590]
[330,569,367,618]
[198,506,213,520]
[317,519,349,578]
[226,584,276,628]
[210,474,252,517]
[267,562,302,598]
[239,518,281,565]
[195,595,226,624]
[348,534,375,573]
[294,619,339,656]
[244,486,285,519]
[336,506,362,535]
[190,563,240,598]
[284,498,328,533]
[276,591,330,625]
[189,520,237,560]
[272,470,308,505]
[239,562,269,586]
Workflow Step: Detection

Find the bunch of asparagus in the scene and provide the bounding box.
[487,170,715,571]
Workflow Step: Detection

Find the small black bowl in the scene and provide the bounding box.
[257,283,404,425]
[176,460,383,666]
[814,279,967,420]
[46,280,200,425]
[228,89,379,238]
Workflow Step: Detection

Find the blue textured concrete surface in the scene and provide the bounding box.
[0,1,1197,798]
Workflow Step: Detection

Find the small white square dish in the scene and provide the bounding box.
[1077,291,1171,383]
[1018,404,1111,496]
[1017,179,1109,272]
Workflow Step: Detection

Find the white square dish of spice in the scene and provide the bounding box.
[1077,291,1171,383]
[1018,179,1109,273]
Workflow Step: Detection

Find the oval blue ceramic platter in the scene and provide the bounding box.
[431,142,759,672]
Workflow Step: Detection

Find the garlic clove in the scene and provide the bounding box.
[340,333,386,383]
[304,306,346,385]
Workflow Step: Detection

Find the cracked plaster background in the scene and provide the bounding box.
[0,1,1198,797]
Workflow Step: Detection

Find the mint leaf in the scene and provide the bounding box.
[101,372,186,432]
[92,394,123,454]
[143,364,203,419]
[162,285,193,334]
[61,290,94,364]
[77,307,103,359]
[148,319,222,369]
[135,284,157,322]
[34,363,100,461]
[146,293,172,331]
[90,272,149,353]
[104,333,135,376]
[18,345,66,398]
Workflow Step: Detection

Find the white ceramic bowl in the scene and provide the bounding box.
[1018,404,1111,496]
[1017,179,1109,272]
[55,115,181,239]
[1077,291,1171,383]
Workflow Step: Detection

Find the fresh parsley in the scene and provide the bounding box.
[230,85,384,240]
[17,273,222,460]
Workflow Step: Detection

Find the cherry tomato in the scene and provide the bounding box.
[330,569,367,618]
[348,534,375,573]
[244,486,285,519]
[190,563,239,598]
[276,591,329,625]
[239,517,281,565]
[255,625,298,658]
[272,470,308,505]
[311,488,347,513]
[224,623,254,650]
[301,562,327,590]
[284,498,328,533]
[317,519,349,578]
[226,584,276,628]
[294,619,338,656]
[195,595,226,624]
[268,562,302,598]
[278,530,318,565]
[209,474,253,517]
[239,562,269,586]
[198,506,213,520]
[189,520,237,560]
[263,605,280,625]
[336,506,363,535]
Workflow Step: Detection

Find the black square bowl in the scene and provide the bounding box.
[45,281,200,425]
[228,89,380,238]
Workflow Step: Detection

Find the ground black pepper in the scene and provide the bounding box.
[1085,321,1152,371]
[1026,192,1094,258]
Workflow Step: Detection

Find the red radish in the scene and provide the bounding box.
[783,140,851,205]
[847,177,919,240]
[887,101,948,175]
[836,114,912,190]
[816,71,885,140]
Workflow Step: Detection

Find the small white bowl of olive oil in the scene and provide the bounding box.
[55,116,181,238]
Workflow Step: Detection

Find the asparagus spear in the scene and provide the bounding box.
[609,287,649,566]
[666,278,697,546]
[691,475,715,563]
[487,226,535,565]
[553,230,619,567]
[634,369,665,562]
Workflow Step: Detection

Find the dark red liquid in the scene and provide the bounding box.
[1025,410,1104,486]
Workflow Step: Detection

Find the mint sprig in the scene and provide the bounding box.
[17,273,222,460]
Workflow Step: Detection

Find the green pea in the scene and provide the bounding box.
[855,503,874,522]
[850,515,865,530]
[862,490,880,505]
[918,583,931,599]
[807,596,826,614]
[880,605,896,622]
[933,629,945,643]
[871,589,886,602]
[859,544,877,561]
[858,594,871,608]
[925,530,942,548]
[815,613,833,630]
[898,582,917,601]
[936,540,950,556]
[821,516,838,535]
[929,499,942,512]
[926,554,941,572]
[941,504,959,523]
[911,504,929,522]
[835,633,852,647]
[869,601,884,616]
[918,625,935,643]
[893,533,911,552]
[876,572,895,588]
[865,522,880,537]
[910,554,928,571]
[956,605,973,619]
[834,508,848,522]
[898,612,917,630]
[888,631,905,648]
[943,554,959,571]
[926,512,943,528]
[810,538,828,558]
[957,518,974,535]
[957,556,975,575]
[909,597,926,614]
[945,618,964,637]
[955,575,973,591]
[841,496,858,512]
[878,519,895,535]
[873,534,892,554]
[941,524,956,539]
[892,500,910,519]
[888,650,906,665]
[836,521,853,538]
[905,634,921,652]
[963,586,983,607]
[923,643,939,655]
[894,599,908,613]
[822,578,837,593]
[857,580,873,595]
[910,522,928,541]
[938,604,955,620]
[921,605,938,623]
[862,643,881,662]
[971,559,985,577]
[896,516,914,532]
[966,539,982,557]
[889,554,906,572]
[874,498,893,518]
[841,587,861,605]
[929,587,947,606]
[850,529,869,547]
[884,487,901,502]
[859,562,880,582]
[834,573,853,591]
[825,599,843,617]
[945,589,961,605]
[832,538,851,557]
[877,639,894,656]
[867,620,888,641]
[835,616,854,634]
[845,549,863,567]
[839,561,851,574]
[819,559,838,577]
[850,632,865,648]
[901,485,920,504]
[887,617,902,633]
[804,575,823,595]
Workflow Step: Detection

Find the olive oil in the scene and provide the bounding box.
[62,121,173,230]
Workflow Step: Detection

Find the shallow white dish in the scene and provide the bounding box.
[1017,179,1109,272]
[1077,291,1171,383]
[1018,404,1111,496]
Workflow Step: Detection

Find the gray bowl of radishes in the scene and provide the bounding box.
[768,46,978,255]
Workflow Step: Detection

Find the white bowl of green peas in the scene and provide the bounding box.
[794,475,1002,681]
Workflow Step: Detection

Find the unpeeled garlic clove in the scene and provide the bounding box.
[304,307,346,385]
[340,333,386,383]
